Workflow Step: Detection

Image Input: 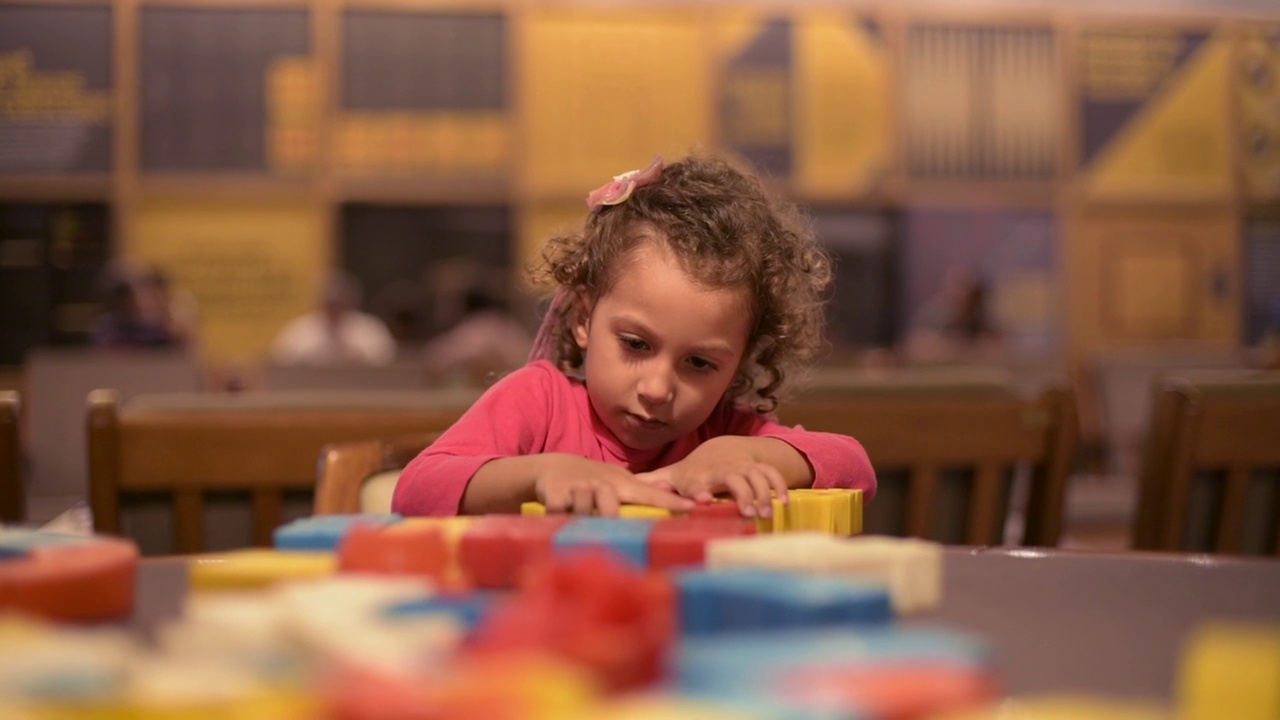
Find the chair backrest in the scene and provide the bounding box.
[1133,371,1280,556]
[314,433,438,514]
[0,391,21,523]
[87,389,477,554]
[23,349,202,522]
[260,359,428,391]
[778,376,1077,547]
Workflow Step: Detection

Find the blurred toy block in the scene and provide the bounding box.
[187,549,335,591]
[554,517,657,569]
[273,513,401,551]
[457,515,571,589]
[1178,623,1280,720]
[705,534,942,614]
[0,530,139,622]
[522,501,672,519]
[932,696,1171,719]
[648,518,757,570]
[338,522,450,584]
[675,568,891,636]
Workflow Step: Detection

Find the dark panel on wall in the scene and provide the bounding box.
[343,10,506,111]
[140,7,309,171]
[0,203,110,364]
[718,17,792,178]
[0,5,112,173]
[1244,213,1280,346]
[340,204,514,343]
[810,208,900,352]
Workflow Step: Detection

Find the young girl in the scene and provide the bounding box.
[393,154,875,518]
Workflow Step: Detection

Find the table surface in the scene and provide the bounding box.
[132,547,1280,702]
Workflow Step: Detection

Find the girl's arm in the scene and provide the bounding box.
[463,453,694,515]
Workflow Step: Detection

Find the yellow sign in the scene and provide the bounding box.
[129,200,327,363]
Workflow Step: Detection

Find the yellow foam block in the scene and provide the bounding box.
[388,517,478,584]
[589,695,756,720]
[188,550,335,592]
[933,696,1170,719]
[519,502,671,519]
[1179,623,1280,720]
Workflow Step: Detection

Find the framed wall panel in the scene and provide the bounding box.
[0,4,112,174]
[1078,24,1233,199]
[139,6,312,173]
[1243,211,1280,345]
[338,10,508,177]
[902,23,1059,183]
[1237,23,1280,201]
[715,14,792,178]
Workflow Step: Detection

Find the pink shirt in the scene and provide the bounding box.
[393,360,876,516]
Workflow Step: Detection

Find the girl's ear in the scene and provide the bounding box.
[571,292,592,351]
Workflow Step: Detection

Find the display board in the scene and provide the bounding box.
[1079,26,1232,197]
[809,208,900,351]
[521,8,710,198]
[794,11,892,199]
[129,200,325,362]
[1244,213,1280,345]
[1237,24,1280,201]
[338,10,508,176]
[716,14,792,178]
[902,23,1058,182]
[0,4,112,174]
[140,7,312,172]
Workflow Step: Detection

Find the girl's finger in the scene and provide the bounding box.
[571,486,595,515]
[619,482,696,512]
[761,465,789,506]
[595,484,621,517]
[743,467,776,518]
[718,475,756,517]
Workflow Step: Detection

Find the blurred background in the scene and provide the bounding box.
[1,0,1278,542]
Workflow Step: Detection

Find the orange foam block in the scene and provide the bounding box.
[0,530,139,623]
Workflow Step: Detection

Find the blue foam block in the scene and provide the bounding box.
[676,568,892,637]
[273,514,402,551]
[382,591,502,631]
[674,625,990,696]
[553,517,656,568]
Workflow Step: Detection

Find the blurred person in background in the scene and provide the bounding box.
[901,265,1003,364]
[134,268,199,349]
[270,271,396,366]
[90,275,181,349]
[421,282,533,386]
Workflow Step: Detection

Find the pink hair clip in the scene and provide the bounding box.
[585,155,664,212]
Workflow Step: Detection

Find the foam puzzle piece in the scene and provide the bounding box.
[1178,623,1280,720]
[674,626,992,697]
[523,501,673,519]
[273,514,402,551]
[187,549,336,591]
[676,568,892,637]
[553,517,657,568]
[648,518,757,570]
[382,591,501,631]
[778,663,998,719]
[0,530,139,622]
[705,534,943,614]
[338,522,450,584]
[931,696,1171,719]
[457,514,571,589]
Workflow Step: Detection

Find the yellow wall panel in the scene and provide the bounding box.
[521,8,712,198]
[129,200,327,363]
[517,200,588,288]
[1086,35,1233,198]
[795,11,891,198]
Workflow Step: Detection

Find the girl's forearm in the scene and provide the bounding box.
[458,454,548,514]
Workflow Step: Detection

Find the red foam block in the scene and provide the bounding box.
[338,524,449,582]
[0,534,139,623]
[648,517,757,570]
[456,515,570,590]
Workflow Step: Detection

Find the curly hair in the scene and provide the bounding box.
[530,154,832,412]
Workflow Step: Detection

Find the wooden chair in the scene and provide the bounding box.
[0,391,22,523]
[314,432,439,514]
[87,389,477,554]
[1132,371,1280,556]
[778,376,1077,547]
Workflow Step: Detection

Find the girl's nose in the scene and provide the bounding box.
[637,366,676,405]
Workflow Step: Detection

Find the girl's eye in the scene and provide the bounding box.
[620,336,648,352]
[688,356,718,372]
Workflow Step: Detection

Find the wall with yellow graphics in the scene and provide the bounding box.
[129,200,327,363]
[3,1,1280,370]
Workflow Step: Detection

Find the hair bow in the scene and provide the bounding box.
[585,155,664,212]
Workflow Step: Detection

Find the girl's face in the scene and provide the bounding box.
[573,240,751,451]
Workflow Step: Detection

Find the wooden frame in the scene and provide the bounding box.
[314,431,437,513]
[1133,373,1280,555]
[0,391,22,523]
[778,385,1078,546]
[87,389,470,552]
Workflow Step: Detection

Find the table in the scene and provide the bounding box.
[132,547,1280,702]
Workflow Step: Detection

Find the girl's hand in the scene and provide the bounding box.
[636,437,790,518]
[533,454,695,516]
